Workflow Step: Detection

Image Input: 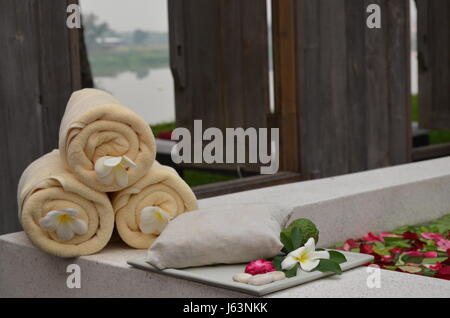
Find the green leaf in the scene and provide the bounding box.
[398,265,422,274]
[393,225,413,235]
[384,265,398,271]
[272,256,284,271]
[382,237,405,243]
[328,250,347,264]
[374,241,386,249]
[422,245,438,252]
[397,253,421,265]
[280,231,293,252]
[291,227,302,250]
[373,242,391,255]
[315,259,342,275]
[373,246,391,256]
[391,241,411,248]
[402,255,423,264]
[422,239,436,246]
[284,264,299,278]
[421,268,437,276]
[350,248,360,253]
[422,257,448,264]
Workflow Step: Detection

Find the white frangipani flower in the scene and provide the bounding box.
[139,206,171,235]
[95,155,136,187]
[281,237,329,272]
[39,208,88,241]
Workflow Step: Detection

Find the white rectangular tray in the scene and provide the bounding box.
[127,251,373,296]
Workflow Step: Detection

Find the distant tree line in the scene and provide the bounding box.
[82,13,168,48]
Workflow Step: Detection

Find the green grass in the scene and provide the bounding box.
[412,94,450,145]
[183,170,237,187]
[150,121,176,137]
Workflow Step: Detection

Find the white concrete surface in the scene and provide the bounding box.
[2,156,450,297]
[1,232,449,298]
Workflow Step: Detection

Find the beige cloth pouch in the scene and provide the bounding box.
[146,203,293,269]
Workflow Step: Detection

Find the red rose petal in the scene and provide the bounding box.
[362,232,382,242]
[360,244,374,254]
[403,231,419,240]
[389,247,403,254]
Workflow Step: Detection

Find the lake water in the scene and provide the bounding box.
[94,52,418,126]
[95,68,175,125]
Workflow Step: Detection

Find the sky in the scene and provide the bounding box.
[79,0,168,32]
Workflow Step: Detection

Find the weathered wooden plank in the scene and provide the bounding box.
[364,0,390,169]
[168,0,193,132]
[295,0,411,180]
[386,0,411,164]
[416,0,431,128]
[219,0,245,131]
[240,0,270,129]
[0,0,43,234]
[319,0,349,176]
[0,0,80,234]
[36,0,78,153]
[68,0,82,90]
[345,0,368,172]
[296,0,322,179]
[239,0,270,168]
[418,0,450,129]
[187,0,222,133]
[193,171,301,199]
[168,0,187,89]
[296,0,350,179]
[271,0,300,172]
[169,1,269,130]
[412,143,450,162]
[168,0,270,167]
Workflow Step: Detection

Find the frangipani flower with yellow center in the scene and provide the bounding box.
[281,237,329,272]
[139,206,172,235]
[39,208,88,241]
[95,155,136,187]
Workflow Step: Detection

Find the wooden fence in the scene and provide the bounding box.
[0,0,80,234]
[295,0,411,179]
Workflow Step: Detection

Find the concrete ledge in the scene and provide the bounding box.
[1,232,449,298]
[2,157,450,297]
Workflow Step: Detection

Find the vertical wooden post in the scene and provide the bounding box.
[293,0,411,179]
[0,0,80,234]
[271,0,301,172]
[168,0,270,171]
[168,0,270,133]
[417,0,450,129]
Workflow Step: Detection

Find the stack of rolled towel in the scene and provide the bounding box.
[18,88,198,258]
